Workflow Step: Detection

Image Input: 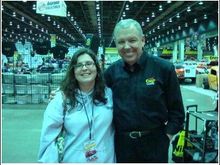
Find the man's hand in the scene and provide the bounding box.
[48,89,59,102]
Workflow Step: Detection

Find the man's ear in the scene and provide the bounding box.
[141,36,145,47]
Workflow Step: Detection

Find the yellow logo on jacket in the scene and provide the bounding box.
[145,77,156,85]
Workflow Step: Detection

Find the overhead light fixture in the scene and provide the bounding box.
[152,12,155,17]
[194,18,197,23]
[199,1,203,5]
[32,4,36,10]
[126,4,129,10]
[187,7,191,12]
[123,12,126,17]
[176,13,180,18]
[96,4,100,10]
[146,17,150,22]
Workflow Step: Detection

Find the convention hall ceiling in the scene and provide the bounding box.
[2,1,218,48]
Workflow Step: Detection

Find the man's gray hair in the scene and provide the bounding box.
[113,19,144,40]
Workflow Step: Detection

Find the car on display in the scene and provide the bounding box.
[184,61,197,82]
[174,61,197,83]
[208,66,218,91]
[196,62,209,74]
[174,64,185,82]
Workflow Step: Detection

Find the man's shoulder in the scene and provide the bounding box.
[106,59,122,71]
[148,55,173,68]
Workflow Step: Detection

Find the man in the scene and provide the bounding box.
[50,19,185,163]
[104,19,185,163]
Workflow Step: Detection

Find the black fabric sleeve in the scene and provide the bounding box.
[164,64,185,135]
[104,67,113,88]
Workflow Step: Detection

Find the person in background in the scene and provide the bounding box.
[49,19,185,163]
[38,48,115,163]
[103,19,185,163]
[23,51,43,70]
[2,54,8,71]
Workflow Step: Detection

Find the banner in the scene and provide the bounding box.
[36,0,67,17]
[50,34,56,48]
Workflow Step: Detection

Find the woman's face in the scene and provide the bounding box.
[74,53,97,86]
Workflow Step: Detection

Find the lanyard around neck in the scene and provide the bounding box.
[80,92,94,140]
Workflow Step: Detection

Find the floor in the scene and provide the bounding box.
[1,85,218,163]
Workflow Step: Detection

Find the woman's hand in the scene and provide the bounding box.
[49,89,59,102]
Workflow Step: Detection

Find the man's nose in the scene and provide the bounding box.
[124,41,131,49]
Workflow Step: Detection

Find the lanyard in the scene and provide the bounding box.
[80,92,94,140]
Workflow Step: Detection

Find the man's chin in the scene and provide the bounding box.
[124,59,136,65]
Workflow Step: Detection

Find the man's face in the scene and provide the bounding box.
[115,25,145,65]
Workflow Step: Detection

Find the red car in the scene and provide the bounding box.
[175,64,185,81]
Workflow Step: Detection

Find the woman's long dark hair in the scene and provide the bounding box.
[60,47,107,107]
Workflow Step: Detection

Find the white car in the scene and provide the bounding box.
[183,61,197,83]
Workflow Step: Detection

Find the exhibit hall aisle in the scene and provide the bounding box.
[1,85,217,163]
[2,104,47,163]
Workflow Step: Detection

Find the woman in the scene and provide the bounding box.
[38,48,115,163]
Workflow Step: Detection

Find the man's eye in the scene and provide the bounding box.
[118,41,124,45]
[129,39,136,43]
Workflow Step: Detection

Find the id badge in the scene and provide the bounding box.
[84,140,98,162]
